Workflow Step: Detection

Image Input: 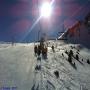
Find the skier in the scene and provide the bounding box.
[42,46,48,59]
[76,54,79,61]
[54,70,59,78]
[69,50,73,56]
[34,45,37,56]
[37,45,41,56]
[62,53,64,57]
[68,52,72,63]
[87,59,90,64]
[51,45,55,53]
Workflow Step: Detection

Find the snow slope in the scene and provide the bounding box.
[0,41,90,90]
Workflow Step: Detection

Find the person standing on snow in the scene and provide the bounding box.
[51,45,55,53]
[34,45,38,56]
[37,45,41,56]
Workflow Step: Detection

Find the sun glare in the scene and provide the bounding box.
[40,2,52,18]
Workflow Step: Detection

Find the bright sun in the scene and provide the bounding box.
[40,2,52,18]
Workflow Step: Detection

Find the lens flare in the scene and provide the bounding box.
[40,2,52,18]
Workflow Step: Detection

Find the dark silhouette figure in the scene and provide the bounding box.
[82,59,83,61]
[35,65,41,71]
[69,50,73,56]
[62,53,64,57]
[65,50,68,54]
[68,50,73,63]
[87,59,90,64]
[44,46,48,59]
[31,84,35,90]
[68,53,72,63]
[34,45,38,56]
[76,54,79,61]
[37,45,41,56]
[54,70,59,78]
[51,45,55,53]
[42,46,48,59]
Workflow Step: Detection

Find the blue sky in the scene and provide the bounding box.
[0,0,90,42]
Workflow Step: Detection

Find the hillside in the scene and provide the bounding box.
[0,41,90,90]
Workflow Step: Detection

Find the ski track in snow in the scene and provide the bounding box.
[0,41,90,90]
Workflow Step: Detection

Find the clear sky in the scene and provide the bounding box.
[0,0,90,42]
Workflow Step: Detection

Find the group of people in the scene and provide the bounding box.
[34,44,48,59]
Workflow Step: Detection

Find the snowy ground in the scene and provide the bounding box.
[0,41,90,90]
